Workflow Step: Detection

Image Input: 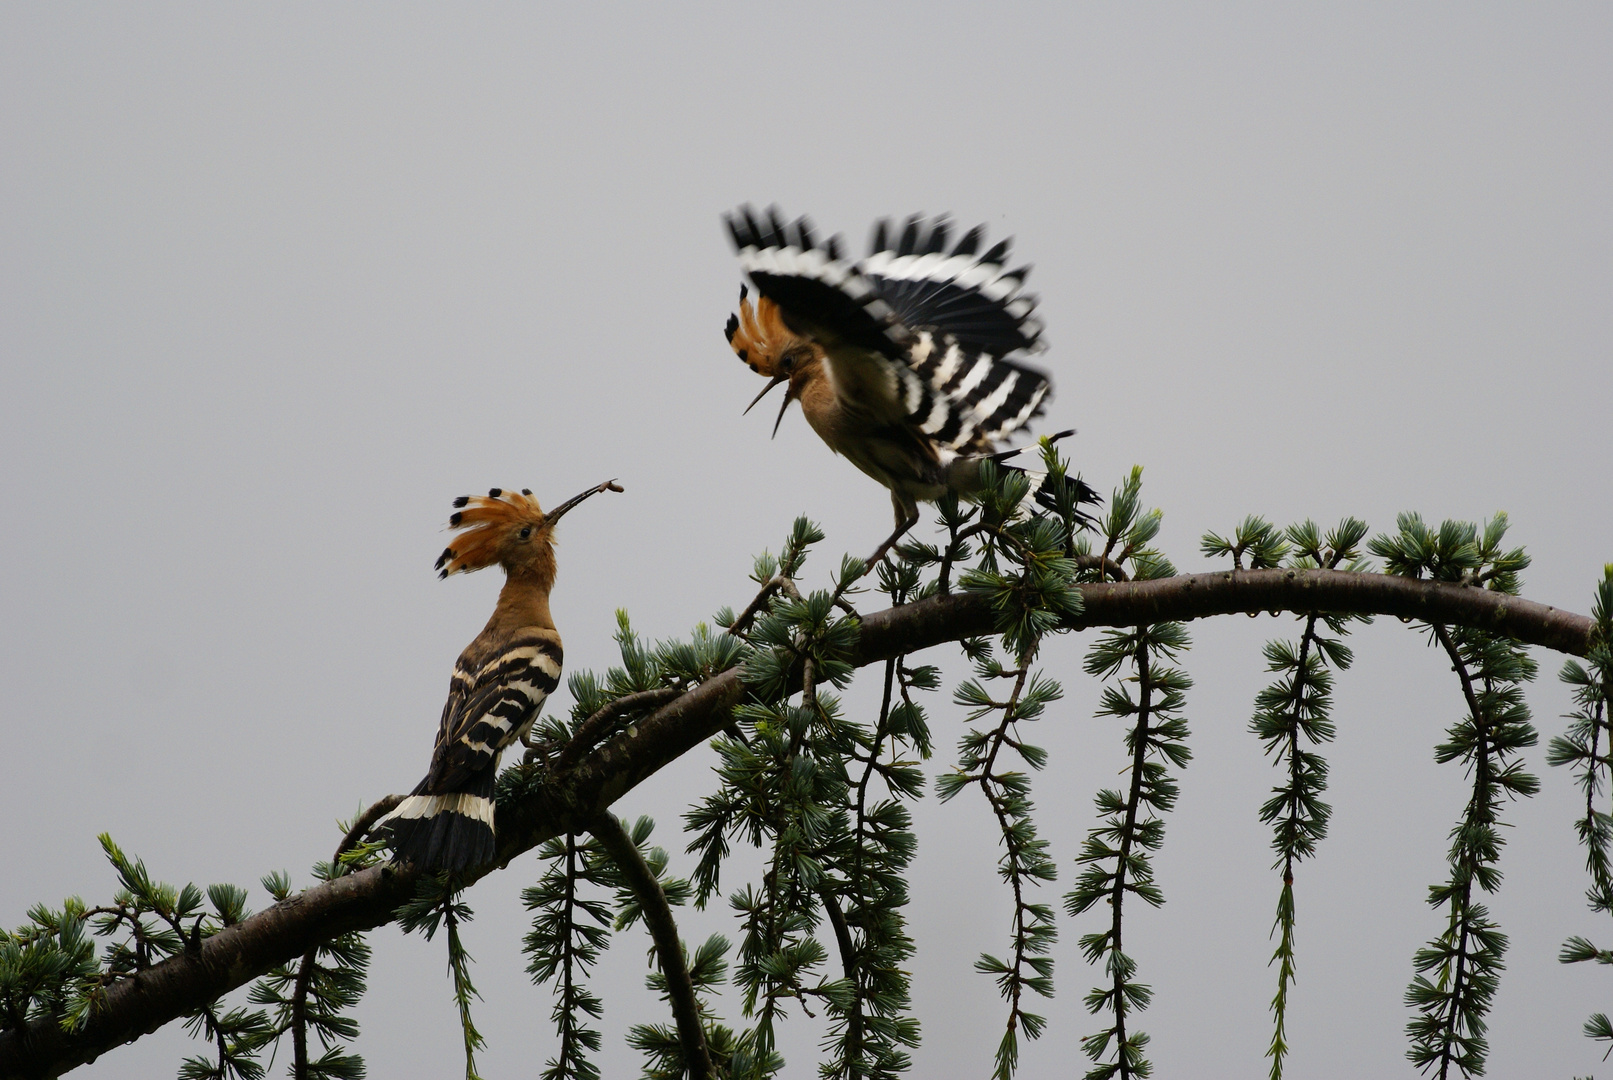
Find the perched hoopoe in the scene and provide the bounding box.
[378,480,622,873]
[724,206,1097,565]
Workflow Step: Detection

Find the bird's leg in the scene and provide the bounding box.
[859,497,921,578]
[832,499,922,609]
[862,515,916,575]
[832,498,919,612]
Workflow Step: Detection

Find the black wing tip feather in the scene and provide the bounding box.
[897,215,921,256]
[981,238,1012,265]
[868,214,1002,262]
[727,203,829,255]
[952,224,982,257]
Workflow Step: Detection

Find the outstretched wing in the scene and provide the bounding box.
[725,205,1052,453]
[424,636,563,792]
[725,206,904,357]
[862,214,1043,357]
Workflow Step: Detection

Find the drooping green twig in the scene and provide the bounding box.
[1374,513,1539,1078]
[395,877,485,1080]
[1208,516,1369,1079]
[523,831,613,1080]
[1548,566,1613,1056]
[935,454,1093,1080]
[1068,469,1191,1080]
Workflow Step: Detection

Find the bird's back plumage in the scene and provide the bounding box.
[381,630,562,873]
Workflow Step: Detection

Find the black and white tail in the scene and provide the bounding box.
[378,774,497,874]
[983,430,1101,524]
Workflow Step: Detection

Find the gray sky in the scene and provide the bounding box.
[2,4,1610,1077]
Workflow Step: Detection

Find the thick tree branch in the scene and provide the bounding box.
[1,568,1593,1079]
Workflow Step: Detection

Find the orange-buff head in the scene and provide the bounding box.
[724,286,820,437]
[434,481,623,586]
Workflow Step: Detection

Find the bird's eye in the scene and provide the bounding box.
[518,526,533,540]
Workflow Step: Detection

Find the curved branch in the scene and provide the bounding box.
[588,813,712,1080]
[1,568,1593,1078]
[554,687,684,771]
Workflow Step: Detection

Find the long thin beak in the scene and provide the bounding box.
[770,386,794,439]
[744,372,788,416]
[543,479,624,526]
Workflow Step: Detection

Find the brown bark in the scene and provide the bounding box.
[0,568,1593,1079]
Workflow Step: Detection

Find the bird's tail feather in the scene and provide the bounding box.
[375,775,496,873]
[975,430,1100,525]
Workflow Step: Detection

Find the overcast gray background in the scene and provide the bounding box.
[3,5,1610,1078]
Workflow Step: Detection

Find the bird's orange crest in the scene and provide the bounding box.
[434,488,547,578]
[433,481,622,580]
[724,286,803,378]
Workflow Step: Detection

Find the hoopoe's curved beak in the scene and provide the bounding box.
[543,479,624,526]
[742,372,795,439]
[744,372,788,415]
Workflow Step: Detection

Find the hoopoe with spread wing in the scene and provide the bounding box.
[724,206,1097,566]
[378,481,622,873]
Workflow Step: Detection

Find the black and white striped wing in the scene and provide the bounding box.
[862,214,1052,450]
[427,639,562,790]
[726,205,1052,453]
[862,214,1043,357]
[379,637,563,871]
[897,330,1051,453]
[726,205,906,358]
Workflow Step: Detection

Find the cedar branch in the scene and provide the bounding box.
[0,568,1593,1079]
